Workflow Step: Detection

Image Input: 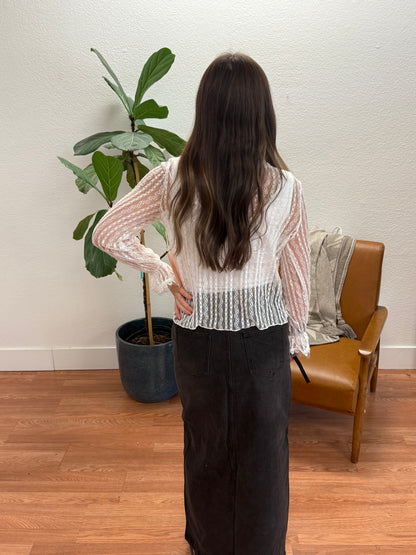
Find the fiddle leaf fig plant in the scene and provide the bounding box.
[58,47,186,343]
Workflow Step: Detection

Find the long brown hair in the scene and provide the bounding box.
[170,53,288,271]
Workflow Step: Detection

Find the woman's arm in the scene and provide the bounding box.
[280,178,311,357]
[92,163,178,294]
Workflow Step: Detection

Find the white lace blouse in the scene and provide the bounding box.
[92,157,311,356]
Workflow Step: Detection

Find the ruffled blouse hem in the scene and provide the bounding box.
[149,265,178,295]
[289,329,310,357]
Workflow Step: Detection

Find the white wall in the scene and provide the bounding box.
[1,0,415,370]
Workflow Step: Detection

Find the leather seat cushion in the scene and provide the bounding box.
[291,338,361,414]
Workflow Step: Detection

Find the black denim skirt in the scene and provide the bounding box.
[172,322,291,555]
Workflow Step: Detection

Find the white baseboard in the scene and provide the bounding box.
[0,347,118,371]
[52,347,118,370]
[0,349,55,371]
[379,346,416,370]
[0,345,414,371]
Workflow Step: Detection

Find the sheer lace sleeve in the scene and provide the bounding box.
[280,178,311,357]
[92,163,178,295]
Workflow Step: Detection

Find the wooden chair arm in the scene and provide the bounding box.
[358,306,388,358]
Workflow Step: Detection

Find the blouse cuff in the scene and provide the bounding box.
[289,328,310,358]
[149,262,178,295]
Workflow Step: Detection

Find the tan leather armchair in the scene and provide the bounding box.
[291,240,387,463]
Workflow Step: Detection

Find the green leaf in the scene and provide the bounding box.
[73,213,95,240]
[126,157,149,188]
[126,162,136,188]
[136,124,186,156]
[90,48,132,115]
[152,221,167,245]
[58,156,108,202]
[84,210,117,278]
[137,161,150,179]
[127,96,135,112]
[110,131,153,152]
[133,99,169,120]
[116,152,129,166]
[115,271,123,281]
[144,144,166,167]
[58,156,95,185]
[103,77,132,115]
[92,151,124,202]
[134,48,175,107]
[75,163,98,193]
[73,131,124,155]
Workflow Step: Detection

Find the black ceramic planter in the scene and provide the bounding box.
[115,317,177,403]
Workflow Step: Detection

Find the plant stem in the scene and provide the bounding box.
[132,156,154,346]
[140,230,154,345]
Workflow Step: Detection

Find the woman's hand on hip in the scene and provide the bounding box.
[168,283,193,319]
[167,251,193,319]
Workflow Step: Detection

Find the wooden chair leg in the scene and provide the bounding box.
[351,411,363,463]
[351,359,370,463]
[370,343,380,393]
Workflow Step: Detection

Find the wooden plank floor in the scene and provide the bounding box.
[0,369,415,554]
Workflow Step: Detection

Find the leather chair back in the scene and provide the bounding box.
[340,240,385,340]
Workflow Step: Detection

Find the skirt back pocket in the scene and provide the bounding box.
[242,325,289,378]
[173,325,212,377]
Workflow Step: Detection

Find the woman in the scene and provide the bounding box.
[92,53,310,555]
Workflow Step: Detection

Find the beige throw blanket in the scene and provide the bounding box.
[307,227,357,346]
